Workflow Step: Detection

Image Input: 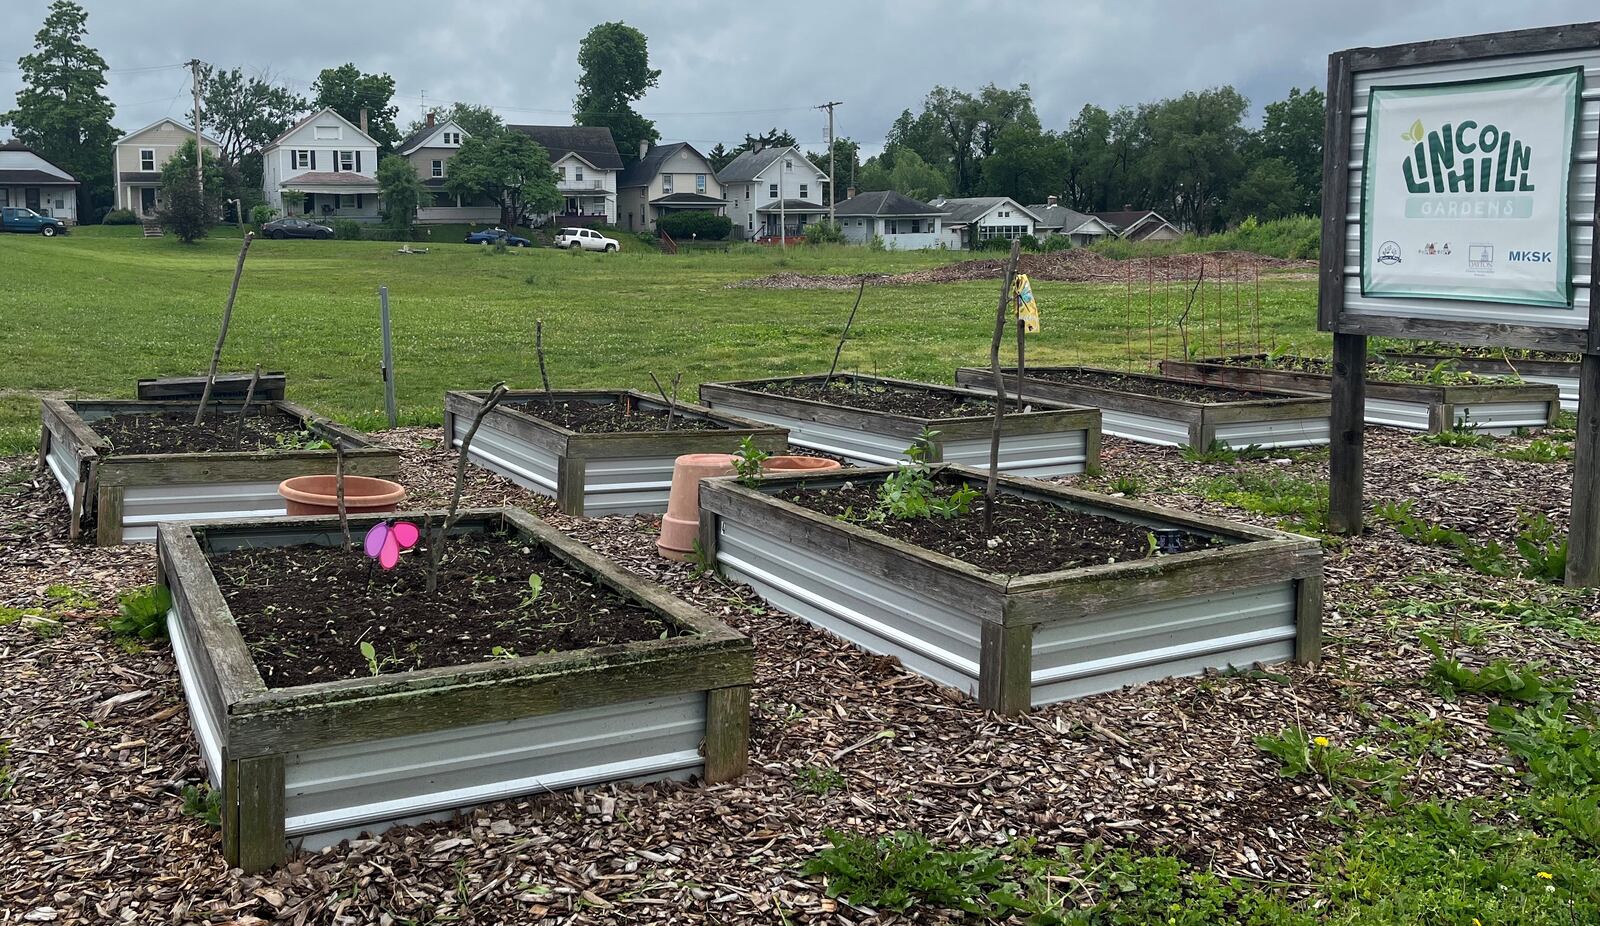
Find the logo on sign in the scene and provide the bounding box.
[1376,241,1403,265]
[1467,244,1495,272]
[1509,250,1554,263]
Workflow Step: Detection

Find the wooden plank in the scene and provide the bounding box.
[703,685,751,782]
[978,623,1032,715]
[1082,419,1103,477]
[222,750,286,873]
[93,450,397,486]
[556,455,587,516]
[158,522,271,707]
[1566,354,1600,586]
[1344,21,1600,72]
[1376,352,1580,380]
[95,484,124,546]
[1317,49,1352,331]
[1294,574,1324,664]
[1329,333,1367,535]
[1329,314,1588,354]
[138,372,287,402]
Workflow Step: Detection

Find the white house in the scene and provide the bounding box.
[833,190,946,249]
[113,119,221,220]
[261,107,381,221]
[1029,196,1117,247]
[716,145,828,240]
[929,197,1041,249]
[0,141,78,223]
[618,142,727,233]
[1092,208,1183,241]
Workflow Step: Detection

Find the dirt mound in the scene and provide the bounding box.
[732,249,1314,289]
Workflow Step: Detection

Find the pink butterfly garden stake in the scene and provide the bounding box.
[363,520,420,569]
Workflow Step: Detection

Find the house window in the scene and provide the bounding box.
[339,194,357,208]
[338,150,355,172]
[575,166,584,182]
[663,174,674,194]
[292,150,311,170]
[696,174,706,194]
[978,225,1028,241]
[799,183,808,199]
[443,131,461,145]
[748,215,753,230]
[746,185,752,198]
[314,124,340,140]
[139,148,154,171]
[0,189,7,206]
[432,160,443,178]
[784,159,792,171]
[911,219,921,233]
[557,165,566,180]
[768,183,778,199]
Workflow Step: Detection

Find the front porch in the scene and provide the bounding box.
[280,171,381,222]
[755,200,827,238]
[1,183,78,223]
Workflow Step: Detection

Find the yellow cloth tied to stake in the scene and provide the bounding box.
[1012,273,1039,333]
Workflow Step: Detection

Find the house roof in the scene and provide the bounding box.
[266,107,378,150]
[394,120,446,156]
[755,198,828,213]
[834,190,944,218]
[115,118,221,147]
[715,145,823,184]
[507,125,622,171]
[1092,209,1177,235]
[0,141,78,182]
[620,142,712,187]
[1028,204,1109,235]
[0,169,78,185]
[650,191,729,206]
[931,197,1039,226]
[280,171,379,189]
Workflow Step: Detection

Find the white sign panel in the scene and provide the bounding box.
[1361,68,1581,308]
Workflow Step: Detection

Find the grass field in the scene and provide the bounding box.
[0,234,1325,452]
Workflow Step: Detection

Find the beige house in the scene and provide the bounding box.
[617,142,727,233]
[0,141,79,222]
[113,119,221,219]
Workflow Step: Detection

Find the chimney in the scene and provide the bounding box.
[1047,194,1058,207]
[359,107,369,134]
[1123,203,1133,210]
[846,186,857,200]
[639,139,649,159]
[425,111,435,128]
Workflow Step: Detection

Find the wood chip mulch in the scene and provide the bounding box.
[2,424,1597,924]
[731,250,1312,290]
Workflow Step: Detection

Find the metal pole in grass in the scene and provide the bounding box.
[379,286,398,428]
[194,232,255,424]
[983,239,1022,535]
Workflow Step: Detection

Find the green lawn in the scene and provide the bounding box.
[0,234,1325,452]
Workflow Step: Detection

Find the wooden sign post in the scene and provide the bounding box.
[1319,23,1600,586]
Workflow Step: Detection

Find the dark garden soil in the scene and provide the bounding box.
[1379,342,1579,362]
[778,476,1209,575]
[1028,368,1283,403]
[211,532,680,687]
[90,408,311,455]
[506,397,726,433]
[1225,354,1501,385]
[760,379,996,418]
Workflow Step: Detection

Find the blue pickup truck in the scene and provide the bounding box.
[1,207,69,236]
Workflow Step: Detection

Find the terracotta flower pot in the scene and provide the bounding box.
[277,474,407,516]
[762,455,843,474]
[657,454,738,562]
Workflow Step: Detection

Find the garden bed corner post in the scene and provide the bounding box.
[1566,351,1600,586]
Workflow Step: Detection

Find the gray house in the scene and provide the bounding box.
[716,145,828,240]
[929,196,1040,249]
[834,190,946,249]
[1029,196,1117,247]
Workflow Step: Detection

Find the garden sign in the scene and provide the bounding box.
[1361,68,1581,308]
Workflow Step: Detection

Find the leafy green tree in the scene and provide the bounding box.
[857,150,946,203]
[444,129,559,228]
[191,65,306,193]
[1260,87,1326,214]
[806,137,861,199]
[1,0,118,216]
[1228,157,1302,222]
[1140,86,1251,232]
[312,63,399,151]
[156,140,226,243]
[979,124,1068,203]
[407,101,502,140]
[574,22,659,162]
[376,154,424,232]
[706,143,733,172]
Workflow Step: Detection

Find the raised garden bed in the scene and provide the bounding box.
[158,507,753,872]
[444,389,788,516]
[1158,355,1560,434]
[698,374,1102,475]
[954,365,1331,449]
[698,465,1321,714]
[1374,351,1580,412]
[137,372,288,402]
[39,398,397,545]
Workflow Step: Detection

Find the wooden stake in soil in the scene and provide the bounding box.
[535,319,551,396]
[827,279,867,383]
[233,364,262,448]
[194,232,255,425]
[983,239,1023,535]
[427,382,508,594]
[647,372,683,430]
[334,442,352,552]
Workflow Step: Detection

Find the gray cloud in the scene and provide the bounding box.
[2,0,1593,156]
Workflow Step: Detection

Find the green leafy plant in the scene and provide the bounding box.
[104,585,172,642]
[1499,438,1573,463]
[797,765,846,795]
[1108,474,1142,497]
[1418,421,1493,449]
[273,430,333,451]
[1197,470,1328,534]
[489,645,518,660]
[180,783,221,827]
[801,829,1010,914]
[357,639,396,677]
[520,573,544,610]
[1422,635,1571,703]
[0,740,12,803]
[852,429,978,523]
[1255,726,1406,807]
[1179,439,1261,463]
[1515,512,1568,582]
[732,435,770,487]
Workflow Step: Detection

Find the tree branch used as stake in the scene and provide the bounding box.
[535,319,551,396]
[233,364,262,448]
[826,279,867,383]
[983,239,1023,535]
[427,382,508,594]
[648,372,683,430]
[334,441,352,552]
[1175,260,1206,359]
[194,232,255,424]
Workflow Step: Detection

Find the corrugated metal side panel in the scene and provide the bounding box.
[167,608,225,789]
[942,429,1089,477]
[284,692,705,844]
[121,481,285,544]
[1456,401,1554,433]
[453,415,559,497]
[716,519,982,694]
[45,431,78,503]
[582,454,681,516]
[1212,416,1332,449]
[1343,51,1598,328]
[1097,408,1193,447]
[1031,583,1297,705]
[701,399,909,466]
[1521,374,1579,411]
[1366,397,1433,430]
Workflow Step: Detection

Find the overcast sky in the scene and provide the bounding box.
[2,1,1594,157]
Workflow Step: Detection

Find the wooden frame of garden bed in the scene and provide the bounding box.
[698,465,1321,715]
[443,389,789,517]
[38,398,398,545]
[158,506,754,872]
[1158,356,1560,434]
[1374,352,1580,412]
[137,372,288,402]
[953,365,1332,449]
[697,373,1102,475]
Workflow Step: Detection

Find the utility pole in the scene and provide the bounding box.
[187,59,204,198]
[817,101,843,223]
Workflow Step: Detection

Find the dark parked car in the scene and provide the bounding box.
[260,217,334,240]
[0,207,68,236]
[465,228,531,247]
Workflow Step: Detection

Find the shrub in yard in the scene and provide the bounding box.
[249,204,277,226]
[1018,233,1041,251]
[331,219,362,241]
[102,208,137,225]
[1040,233,1072,252]
[657,211,732,241]
[156,140,227,243]
[803,219,846,245]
